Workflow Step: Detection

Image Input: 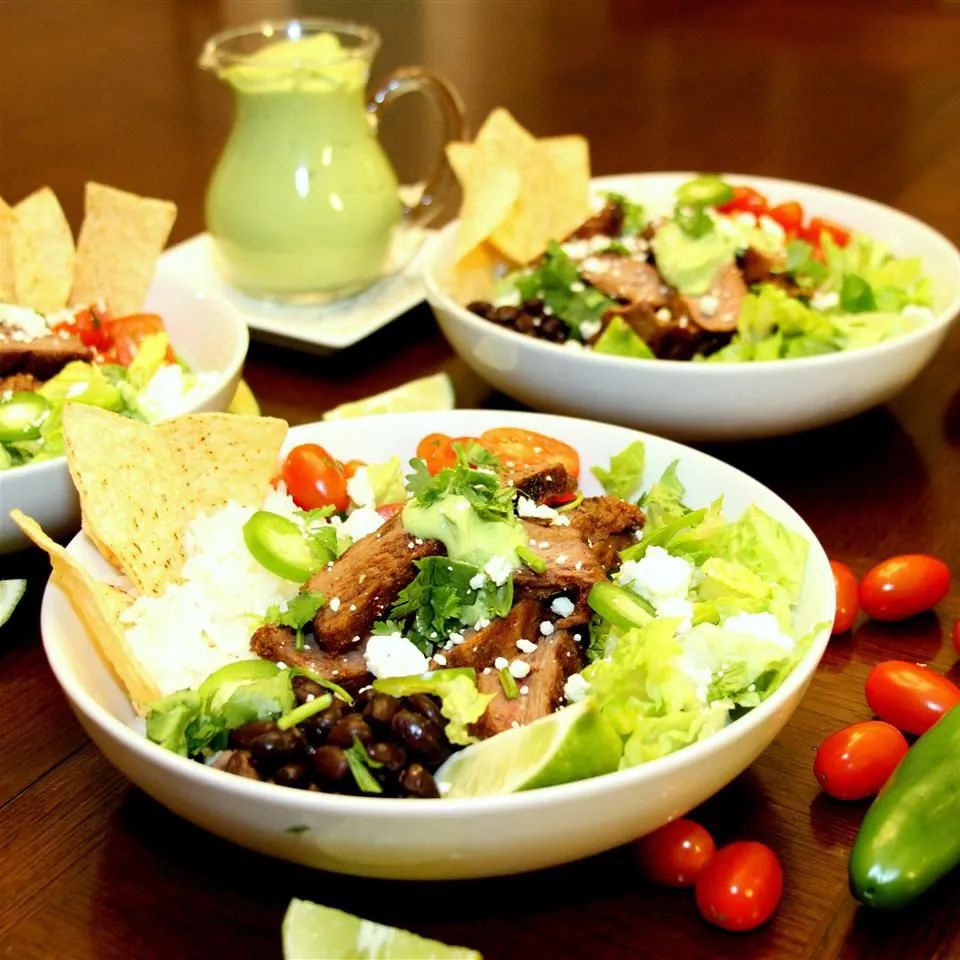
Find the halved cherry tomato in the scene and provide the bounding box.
[865,660,960,735]
[767,201,804,236]
[109,313,174,366]
[342,459,365,480]
[695,842,783,932]
[376,502,404,521]
[952,619,960,656]
[859,554,949,621]
[813,720,908,800]
[803,217,851,248]
[415,434,479,475]
[633,818,716,888]
[53,306,114,353]
[830,560,859,635]
[479,427,580,479]
[716,185,768,218]
[281,443,348,512]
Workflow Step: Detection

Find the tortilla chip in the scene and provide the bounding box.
[0,199,16,302]
[540,135,591,195]
[10,219,64,314]
[448,242,506,303]
[474,107,538,160]
[14,187,75,310]
[71,182,177,315]
[62,406,287,597]
[10,509,162,711]
[446,142,521,261]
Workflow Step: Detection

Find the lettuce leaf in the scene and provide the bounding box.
[126,332,170,390]
[638,460,687,529]
[593,316,654,359]
[366,457,406,506]
[38,361,124,411]
[591,440,645,500]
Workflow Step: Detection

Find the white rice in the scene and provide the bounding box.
[119,488,302,696]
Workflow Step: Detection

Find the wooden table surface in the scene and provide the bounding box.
[4,1,960,957]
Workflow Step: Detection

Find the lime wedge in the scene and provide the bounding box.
[0,579,26,628]
[282,899,482,959]
[227,380,261,416]
[434,698,621,799]
[323,372,454,420]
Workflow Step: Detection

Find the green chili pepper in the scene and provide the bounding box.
[587,581,654,630]
[849,704,960,908]
[0,391,51,442]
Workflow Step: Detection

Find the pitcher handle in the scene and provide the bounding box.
[368,67,467,228]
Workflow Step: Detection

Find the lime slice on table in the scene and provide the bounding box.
[282,899,481,960]
[322,372,454,420]
[0,579,26,628]
[435,698,621,799]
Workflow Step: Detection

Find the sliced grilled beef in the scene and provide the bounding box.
[0,371,42,393]
[508,463,576,504]
[444,598,544,669]
[303,514,441,654]
[679,261,747,333]
[471,630,584,738]
[580,256,666,306]
[250,623,373,692]
[569,496,645,573]
[600,299,731,360]
[566,201,624,240]
[213,749,262,780]
[0,330,92,379]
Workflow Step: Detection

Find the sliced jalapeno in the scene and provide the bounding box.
[0,391,51,443]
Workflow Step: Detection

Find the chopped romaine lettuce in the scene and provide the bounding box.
[37,361,124,411]
[591,440,646,501]
[593,316,654,358]
[126,332,170,390]
[365,457,406,506]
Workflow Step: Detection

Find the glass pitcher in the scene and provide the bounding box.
[199,18,465,303]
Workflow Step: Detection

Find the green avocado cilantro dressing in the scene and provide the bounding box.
[402,494,526,570]
[652,221,736,295]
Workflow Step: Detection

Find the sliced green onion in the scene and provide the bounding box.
[287,666,353,705]
[676,175,733,209]
[276,693,332,731]
[345,738,383,794]
[499,666,520,700]
[243,511,320,582]
[516,545,547,574]
[0,391,51,443]
[588,581,655,630]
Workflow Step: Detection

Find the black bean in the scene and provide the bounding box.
[328,714,373,748]
[407,693,443,727]
[313,745,349,783]
[229,720,278,750]
[248,728,303,765]
[274,762,309,788]
[515,312,536,334]
[493,305,519,325]
[300,704,344,746]
[292,675,325,705]
[367,741,406,773]
[353,688,377,711]
[399,763,441,799]
[467,301,493,318]
[364,692,399,727]
[390,709,447,763]
[522,298,545,316]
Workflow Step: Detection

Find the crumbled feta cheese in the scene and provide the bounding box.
[0,303,49,340]
[483,554,515,587]
[448,632,465,645]
[473,618,491,631]
[655,307,672,322]
[433,653,447,667]
[510,720,520,729]
[723,612,795,652]
[539,620,555,637]
[563,340,585,351]
[493,287,522,308]
[570,281,585,293]
[561,239,590,259]
[758,214,786,241]
[733,211,758,228]
[810,290,839,311]
[618,546,693,609]
[580,318,602,339]
[363,632,429,679]
[338,505,385,541]
[520,685,529,695]
[657,597,694,633]
[329,596,341,613]
[550,596,575,618]
[468,571,487,590]
[697,294,719,318]
[901,304,935,323]
[516,638,537,654]
[346,467,376,508]
[493,656,509,671]
[516,496,570,526]
[555,553,567,564]
[509,659,531,679]
[564,672,590,703]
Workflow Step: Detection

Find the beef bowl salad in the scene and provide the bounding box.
[18,407,829,806]
[467,176,935,363]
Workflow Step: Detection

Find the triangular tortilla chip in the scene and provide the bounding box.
[71,182,177,314]
[14,187,75,310]
[62,406,288,597]
[0,199,15,302]
[448,241,506,303]
[11,509,162,712]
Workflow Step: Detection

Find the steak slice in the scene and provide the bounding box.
[213,749,262,780]
[0,330,92,379]
[0,371,42,393]
[304,514,442,655]
[566,201,624,241]
[471,630,584,739]
[444,598,544,669]
[679,261,747,333]
[507,462,576,504]
[580,256,666,307]
[250,623,373,692]
[569,497,645,573]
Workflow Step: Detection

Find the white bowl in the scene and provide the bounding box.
[424,173,960,441]
[39,410,834,880]
[0,278,248,553]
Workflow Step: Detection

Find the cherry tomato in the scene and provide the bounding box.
[633,818,716,888]
[342,459,365,480]
[859,554,949,621]
[803,217,851,248]
[766,201,804,236]
[695,842,783,932]
[415,434,479,475]
[952,619,960,656]
[376,502,405,521]
[479,427,580,479]
[865,660,960,735]
[109,313,174,366]
[813,720,908,800]
[281,444,349,512]
[716,185,768,218]
[830,560,859,635]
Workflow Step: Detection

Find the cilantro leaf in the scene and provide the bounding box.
[604,191,646,237]
[840,273,877,313]
[344,737,383,794]
[261,591,326,650]
[405,448,515,525]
